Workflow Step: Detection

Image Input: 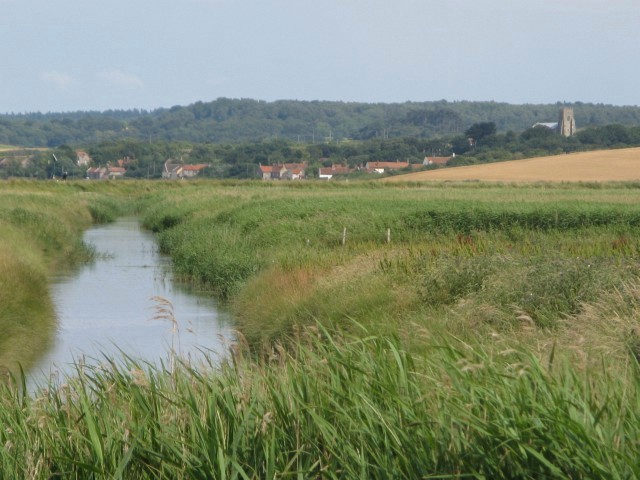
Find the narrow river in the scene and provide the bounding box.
[29,217,234,386]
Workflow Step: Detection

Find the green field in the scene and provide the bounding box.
[1,179,639,478]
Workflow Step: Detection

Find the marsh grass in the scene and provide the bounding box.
[0,226,56,372]
[132,182,640,361]
[0,181,130,372]
[1,324,638,478]
[3,180,640,477]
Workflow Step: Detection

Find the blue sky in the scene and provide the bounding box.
[1,0,638,113]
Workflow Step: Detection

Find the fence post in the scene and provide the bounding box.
[386,228,391,244]
[342,227,347,246]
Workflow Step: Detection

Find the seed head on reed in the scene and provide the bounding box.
[150,296,180,375]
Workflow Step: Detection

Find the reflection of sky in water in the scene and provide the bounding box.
[29,218,234,387]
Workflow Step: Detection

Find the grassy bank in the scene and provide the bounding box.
[2,179,640,477]
[138,181,640,361]
[0,180,131,372]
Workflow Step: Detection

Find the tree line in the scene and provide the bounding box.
[2,122,640,180]
[3,98,640,147]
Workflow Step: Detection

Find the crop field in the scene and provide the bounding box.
[1,179,640,477]
[384,147,640,182]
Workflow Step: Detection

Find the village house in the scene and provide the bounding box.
[86,167,105,180]
[108,166,126,178]
[284,164,305,180]
[258,162,307,180]
[76,150,92,167]
[258,164,273,181]
[318,164,353,180]
[182,164,209,178]
[162,159,209,179]
[364,161,410,174]
[86,165,126,180]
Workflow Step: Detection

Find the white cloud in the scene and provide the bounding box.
[41,71,77,90]
[97,69,144,88]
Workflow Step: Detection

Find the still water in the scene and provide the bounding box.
[30,217,234,385]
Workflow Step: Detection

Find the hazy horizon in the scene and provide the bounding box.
[2,97,633,117]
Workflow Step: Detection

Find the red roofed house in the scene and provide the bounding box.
[86,166,106,179]
[259,164,273,181]
[283,163,306,180]
[259,162,307,180]
[107,166,126,179]
[365,161,410,174]
[318,164,353,180]
[86,165,127,180]
[270,164,288,180]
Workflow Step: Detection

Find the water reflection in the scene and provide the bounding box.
[30,217,234,385]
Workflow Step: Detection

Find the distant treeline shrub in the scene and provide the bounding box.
[4,103,640,180]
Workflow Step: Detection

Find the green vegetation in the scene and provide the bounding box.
[4,121,640,181]
[138,182,640,351]
[0,181,130,371]
[2,180,640,477]
[4,99,640,182]
[3,98,640,146]
[1,327,638,478]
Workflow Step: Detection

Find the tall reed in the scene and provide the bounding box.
[1,325,638,478]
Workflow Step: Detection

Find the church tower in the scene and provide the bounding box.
[558,107,576,137]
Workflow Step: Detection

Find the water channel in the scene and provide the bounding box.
[29,217,234,386]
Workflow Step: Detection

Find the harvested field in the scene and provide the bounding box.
[383,147,640,183]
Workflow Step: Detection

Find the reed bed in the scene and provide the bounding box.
[1,325,638,479]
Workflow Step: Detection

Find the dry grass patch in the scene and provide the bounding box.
[385,147,640,183]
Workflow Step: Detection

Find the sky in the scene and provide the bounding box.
[1,0,639,113]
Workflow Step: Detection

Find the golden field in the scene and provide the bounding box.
[384,147,640,182]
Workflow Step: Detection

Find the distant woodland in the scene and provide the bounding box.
[3,98,640,146]
[2,98,640,179]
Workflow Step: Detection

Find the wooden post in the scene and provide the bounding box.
[342,227,347,246]
[386,228,391,244]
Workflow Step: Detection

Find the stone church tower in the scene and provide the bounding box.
[558,107,576,137]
